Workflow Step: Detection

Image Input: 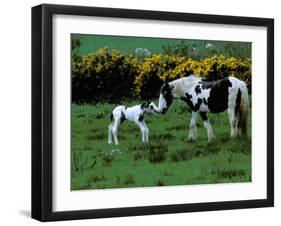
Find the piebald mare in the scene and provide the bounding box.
[158,75,249,141]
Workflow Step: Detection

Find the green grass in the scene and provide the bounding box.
[71,100,251,190]
[72,34,251,59]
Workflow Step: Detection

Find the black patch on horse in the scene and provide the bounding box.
[203,98,208,105]
[195,85,201,95]
[120,112,126,124]
[200,78,232,113]
[195,98,202,111]
[182,93,202,112]
[200,112,208,121]
[235,88,241,116]
[138,114,144,122]
[160,83,173,108]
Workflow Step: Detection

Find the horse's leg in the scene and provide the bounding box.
[142,121,149,142]
[200,112,215,142]
[227,108,238,137]
[188,111,198,141]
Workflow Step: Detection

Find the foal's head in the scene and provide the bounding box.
[158,82,174,114]
[141,101,159,114]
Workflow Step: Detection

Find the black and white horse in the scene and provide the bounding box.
[108,101,159,145]
[158,75,249,141]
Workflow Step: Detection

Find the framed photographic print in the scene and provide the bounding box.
[32,4,274,221]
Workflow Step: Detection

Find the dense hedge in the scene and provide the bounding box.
[134,55,185,99]
[72,49,251,103]
[135,55,251,99]
[72,49,139,103]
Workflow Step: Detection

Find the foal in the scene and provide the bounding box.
[108,101,158,145]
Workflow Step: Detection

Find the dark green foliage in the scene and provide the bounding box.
[72,37,81,50]
[91,174,106,183]
[162,40,251,60]
[71,37,82,66]
[132,151,144,161]
[101,154,114,166]
[147,143,168,163]
[72,49,139,103]
[123,174,135,185]
[162,40,192,58]
[150,134,174,140]
[72,151,90,174]
[212,169,246,180]
[155,179,165,186]
[170,149,193,162]
[85,132,106,140]
[128,142,168,163]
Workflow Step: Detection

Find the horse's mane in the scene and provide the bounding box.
[169,75,201,98]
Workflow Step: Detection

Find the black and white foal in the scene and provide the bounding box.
[108,101,158,145]
[158,75,249,141]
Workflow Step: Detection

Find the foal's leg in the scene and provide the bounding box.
[135,120,146,142]
[112,119,120,145]
[188,111,198,141]
[142,121,149,142]
[108,123,113,144]
[200,112,215,142]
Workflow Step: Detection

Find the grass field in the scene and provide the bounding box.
[71,100,252,190]
[72,34,251,59]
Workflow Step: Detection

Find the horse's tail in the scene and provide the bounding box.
[238,81,249,136]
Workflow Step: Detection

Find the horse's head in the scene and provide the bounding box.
[158,82,174,114]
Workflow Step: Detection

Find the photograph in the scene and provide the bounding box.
[71,34,252,190]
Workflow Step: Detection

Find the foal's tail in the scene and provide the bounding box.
[238,81,249,136]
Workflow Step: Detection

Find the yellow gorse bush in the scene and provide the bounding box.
[134,54,251,99]
[72,49,251,102]
[72,48,139,103]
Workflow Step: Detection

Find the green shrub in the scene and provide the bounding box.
[147,143,168,163]
[134,54,185,99]
[170,149,193,162]
[72,48,251,103]
[134,55,251,99]
[123,174,135,185]
[72,48,139,103]
[101,153,114,166]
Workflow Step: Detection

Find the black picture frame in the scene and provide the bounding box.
[32,3,274,222]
